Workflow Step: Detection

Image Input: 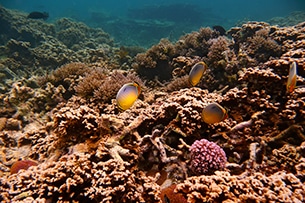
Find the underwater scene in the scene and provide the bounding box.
[0,0,305,202]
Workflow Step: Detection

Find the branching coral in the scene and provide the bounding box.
[175,27,216,57]
[74,67,108,98]
[133,28,221,82]
[52,97,102,148]
[176,171,305,203]
[134,38,176,80]
[247,28,282,62]
[93,70,144,103]
[207,36,231,68]
[164,75,190,92]
[228,22,282,64]
[0,153,161,202]
[38,62,90,87]
[171,55,195,75]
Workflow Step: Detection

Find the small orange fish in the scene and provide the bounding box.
[286,61,297,93]
[202,103,228,124]
[11,159,38,174]
[189,62,208,86]
[116,82,141,110]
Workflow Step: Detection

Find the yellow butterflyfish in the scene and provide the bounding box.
[202,103,228,124]
[286,61,297,93]
[189,61,208,86]
[116,82,141,110]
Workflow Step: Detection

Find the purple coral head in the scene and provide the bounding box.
[189,138,227,175]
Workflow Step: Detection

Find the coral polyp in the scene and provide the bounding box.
[189,139,227,175]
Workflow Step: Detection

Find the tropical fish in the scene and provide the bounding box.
[10,159,38,174]
[164,194,170,203]
[116,82,141,110]
[202,103,228,124]
[27,11,49,20]
[189,62,208,86]
[286,61,297,93]
[212,25,226,36]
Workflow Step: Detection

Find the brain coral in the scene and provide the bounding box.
[189,138,227,175]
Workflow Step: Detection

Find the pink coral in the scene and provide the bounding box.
[189,138,227,175]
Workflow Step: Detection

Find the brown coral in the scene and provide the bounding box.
[134,38,175,81]
[93,70,144,103]
[176,171,305,203]
[74,67,108,98]
[247,28,282,62]
[207,36,231,67]
[0,153,161,202]
[133,27,221,82]
[52,97,102,148]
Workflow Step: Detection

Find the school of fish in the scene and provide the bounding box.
[116,61,300,124]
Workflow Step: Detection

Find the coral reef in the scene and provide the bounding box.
[92,71,144,103]
[133,27,219,82]
[55,18,113,50]
[1,5,305,203]
[268,11,305,27]
[0,5,115,81]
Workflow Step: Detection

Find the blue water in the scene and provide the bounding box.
[1,0,305,46]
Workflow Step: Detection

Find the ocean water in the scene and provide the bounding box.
[1,0,305,46]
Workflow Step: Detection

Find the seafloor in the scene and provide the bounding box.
[0,5,305,203]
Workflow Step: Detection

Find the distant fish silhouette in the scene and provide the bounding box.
[212,25,226,36]
[27,11,49,20]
